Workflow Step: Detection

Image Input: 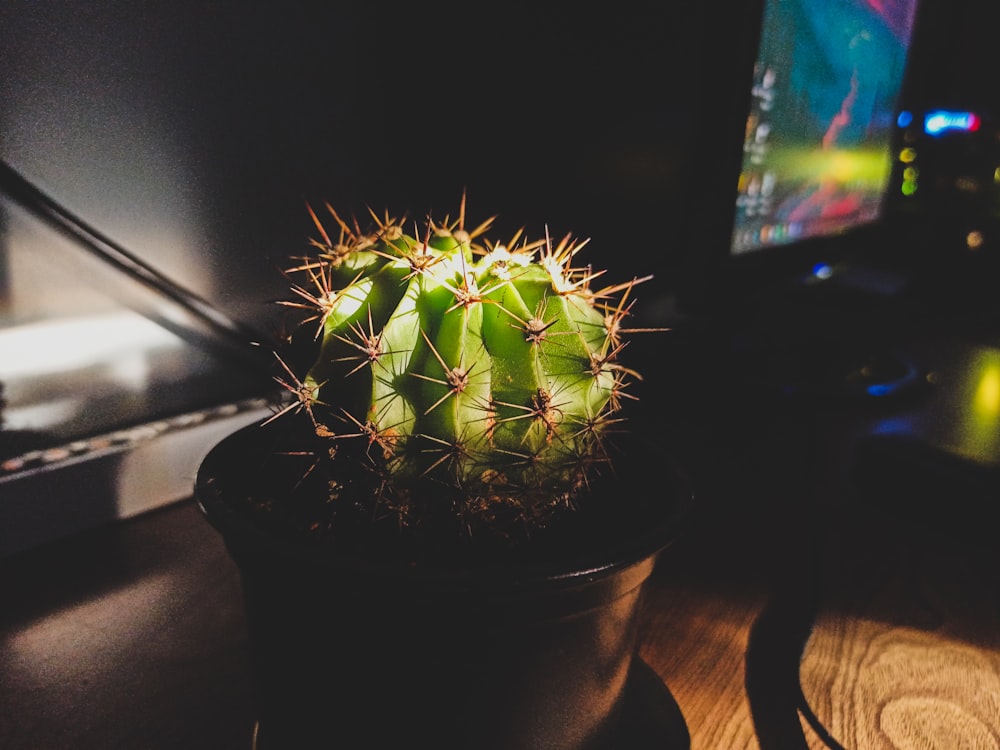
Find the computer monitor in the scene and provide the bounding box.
[734,1,918,253]
[678,0,922,317]
[675,0,927,398]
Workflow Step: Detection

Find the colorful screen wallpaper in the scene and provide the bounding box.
[731,0,919,254]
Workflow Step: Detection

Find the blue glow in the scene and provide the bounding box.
[870,415,918,435]
[812,263,834,280]
[897,110,913,128]
[924,110,980,136]
[866,383,897,397]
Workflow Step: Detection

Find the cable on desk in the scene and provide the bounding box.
[745,520,849,750]
[796,693,847,750]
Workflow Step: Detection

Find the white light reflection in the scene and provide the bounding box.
[0,312,180,379]
[0,397,82,432]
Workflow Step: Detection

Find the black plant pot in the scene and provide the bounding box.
[195,420,691,750]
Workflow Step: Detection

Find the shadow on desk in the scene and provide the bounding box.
[0,501,256,750]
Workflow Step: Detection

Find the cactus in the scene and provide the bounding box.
[271,195,656,540]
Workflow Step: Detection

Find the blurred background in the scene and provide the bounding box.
[0,1,700,332]
[2,0,1000,550]
[0,1,710,552]
[0,1,701,449]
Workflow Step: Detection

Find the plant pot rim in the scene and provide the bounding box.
[195,419,693,593]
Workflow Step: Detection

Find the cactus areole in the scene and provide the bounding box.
[266,197,659,550]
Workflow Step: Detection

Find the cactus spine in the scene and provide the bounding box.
[275,197,651,533]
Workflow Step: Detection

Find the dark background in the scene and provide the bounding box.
[3,0,1000,415]
[0,1,705,338]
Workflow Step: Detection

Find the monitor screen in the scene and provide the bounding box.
[731,0,919,257]
[675,0,924,318]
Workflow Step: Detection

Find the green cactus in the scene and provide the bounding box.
[271,196,654,539]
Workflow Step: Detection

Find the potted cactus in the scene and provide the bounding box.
[195,196,691,749]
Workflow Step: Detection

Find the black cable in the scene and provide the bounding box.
[742,395,853,750]
[796,685,848,750]
[0,159,274,372]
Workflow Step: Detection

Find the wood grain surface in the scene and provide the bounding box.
[798,509,1000,750]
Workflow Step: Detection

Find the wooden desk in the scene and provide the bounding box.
[4,468,997,748]
[641,498,1000,749]
[2,337,999,749]
[637,331,1000,748]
